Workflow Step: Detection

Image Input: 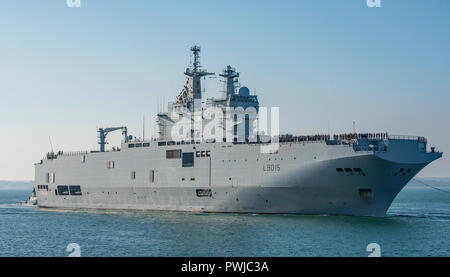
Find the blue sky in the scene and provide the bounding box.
[1,0,449,180]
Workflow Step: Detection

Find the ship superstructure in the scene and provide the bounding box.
[33,47,442,216]
[157,47,258,143]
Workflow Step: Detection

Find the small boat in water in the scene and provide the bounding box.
[20,188,38,206]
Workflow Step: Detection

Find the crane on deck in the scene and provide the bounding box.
[98,127,129,152]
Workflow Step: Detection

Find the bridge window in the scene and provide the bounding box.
[69,185,82,196]
[354,168,364,175]
[196,189,212,197]
[128,144,135,148]
[143,143,150,147]
[57,185,69,195]
[166,149,182,159]
[182,152,194,167]
[131,171,136,180]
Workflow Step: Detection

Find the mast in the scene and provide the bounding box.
[219,65,239,98]
[184,46,214,140]
[184,46,214,112]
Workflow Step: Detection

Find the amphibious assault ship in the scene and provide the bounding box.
[34,46,442,216]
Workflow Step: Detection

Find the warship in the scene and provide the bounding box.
[34,46,442,216]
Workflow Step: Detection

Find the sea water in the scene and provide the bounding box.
[0,181,449,257]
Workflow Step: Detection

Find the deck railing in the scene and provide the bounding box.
[389,135,427,142]
[57,151,88,157]
[43,133,426,160]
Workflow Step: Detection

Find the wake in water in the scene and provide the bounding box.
[0,203,31,208]
[386,212,450,220]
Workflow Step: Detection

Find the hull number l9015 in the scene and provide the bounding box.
[263,164,280,172]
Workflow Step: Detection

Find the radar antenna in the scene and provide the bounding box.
[219,65,240,97]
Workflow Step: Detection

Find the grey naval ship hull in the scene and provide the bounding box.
[34,137,441,217]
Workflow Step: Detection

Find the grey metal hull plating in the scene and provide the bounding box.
[34,139,441,217]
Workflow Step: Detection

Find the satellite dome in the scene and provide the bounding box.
[238,86,250,96]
